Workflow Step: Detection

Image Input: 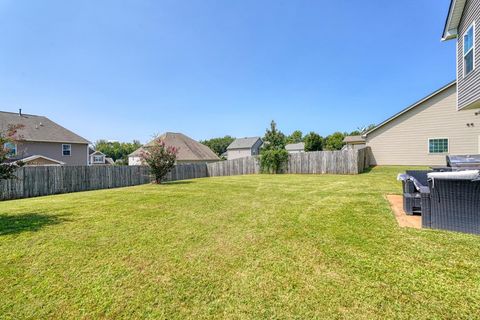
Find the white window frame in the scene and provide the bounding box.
[62,144,72,156]
[92,155,104,163]
[463,22,475,77]
[3,142,17,157]
[428,138,449,154]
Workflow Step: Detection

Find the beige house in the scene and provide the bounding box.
[364,82,480,165]
[129,132,219,165]
[1,110,90,166]
[226,137,263,160]
[343,136,366,150]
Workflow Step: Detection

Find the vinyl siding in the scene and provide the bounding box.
[366,84,480,165]
[16,141,89,166]
[227,139,262,160]
[227,149,254,160]
[457,0,480,109]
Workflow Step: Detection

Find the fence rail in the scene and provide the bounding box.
[0,148,370,200]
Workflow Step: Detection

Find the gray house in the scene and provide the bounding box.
[226,137,263,160]
[443,0,480,110]
[285,142,305,153]
[1,110,90,166]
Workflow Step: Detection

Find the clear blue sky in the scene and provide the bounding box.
[0,0,455,143]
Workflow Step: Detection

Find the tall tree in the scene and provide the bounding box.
[200,135,235,157]
[303,132,323,151]
[260,120,288,173]
[263,120,286,150]
[286,130,303,144]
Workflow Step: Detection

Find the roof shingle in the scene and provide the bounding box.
[129,132,219,161]
[227,137,262,150]
[0,111,89,144]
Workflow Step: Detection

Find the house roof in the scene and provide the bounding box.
[343,136,365,144]
[227,137,262,150]
[90,150,106,156]
[285,142,305,151]
[129,132,220,161]
[364,81,456,137]
[18,155,65,165]
[0,111,90,144]
[442,0,467,40]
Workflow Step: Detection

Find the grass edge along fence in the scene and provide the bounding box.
[1,148,370,200]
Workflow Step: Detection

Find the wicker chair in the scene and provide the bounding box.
[420,178,480,234]
[402,170,432,215]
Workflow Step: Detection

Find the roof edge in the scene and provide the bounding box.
[442,0,466,41]
[364,81,456,137]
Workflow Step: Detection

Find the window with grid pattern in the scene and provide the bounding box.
[429,139,448,154]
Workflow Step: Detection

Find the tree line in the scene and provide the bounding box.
[199,122,376,155]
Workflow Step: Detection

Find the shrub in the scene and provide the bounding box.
[141,138,178,183]
[260,120,288,173]
[260,149,289,174]
[1,124,24,181]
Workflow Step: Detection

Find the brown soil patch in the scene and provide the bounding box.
[386,195,421,229]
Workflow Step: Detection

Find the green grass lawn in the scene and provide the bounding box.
[1,166,480,319]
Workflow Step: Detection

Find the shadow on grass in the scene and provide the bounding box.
[0,213,66,236]
[359,166,375,174]
[162,180,194,185]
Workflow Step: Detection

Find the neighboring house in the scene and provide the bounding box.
[363,82,479,165]
[443,0,480,110]
[129,132,219,165]
[342,136,366,150]
[285,142,305,153]
[0,110,90,166]
[89,148,114,165]
[226,137,263,160]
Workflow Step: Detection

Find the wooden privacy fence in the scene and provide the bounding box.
[164,163,208,181]
[0,148,370,200]
[288,148,370,175]
[206,147,370,177]
[0,165,151,201]
[207,156,260,177]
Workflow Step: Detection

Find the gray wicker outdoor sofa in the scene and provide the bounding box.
[400,170,480,234]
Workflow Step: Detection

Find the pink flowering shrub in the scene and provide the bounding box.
[141,138,178,183]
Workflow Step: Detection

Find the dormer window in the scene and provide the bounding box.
[93,155,104,163]
[464,23,475,76]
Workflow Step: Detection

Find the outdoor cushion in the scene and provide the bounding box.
[397,173,423,191]
[427,170,480,181]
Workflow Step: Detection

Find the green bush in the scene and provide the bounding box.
[260,149,289,174]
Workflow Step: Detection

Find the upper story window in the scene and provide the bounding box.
[3,142,17,157]
[429,138,449,154]
[93,155,104,163]
[463,23,475,76]
[62,144,71,156]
